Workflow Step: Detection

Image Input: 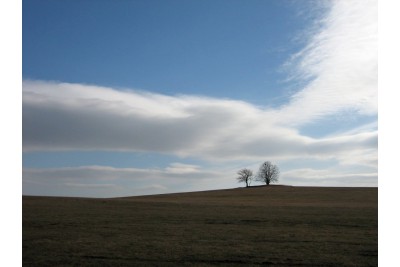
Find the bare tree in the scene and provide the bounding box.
[237,168,253,187]
[256,161,279,185]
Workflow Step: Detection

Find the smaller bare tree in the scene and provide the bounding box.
[237,168,253,187]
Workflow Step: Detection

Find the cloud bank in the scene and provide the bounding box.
[23,79,377,166]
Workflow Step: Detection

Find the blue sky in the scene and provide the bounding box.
[23,0,312,106]
[22,0,378,197]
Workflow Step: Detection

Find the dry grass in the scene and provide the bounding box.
[23,186,377,266]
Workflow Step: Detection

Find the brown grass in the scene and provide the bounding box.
[23,185,377,266]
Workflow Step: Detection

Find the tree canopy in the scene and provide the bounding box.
[256,161,279,185]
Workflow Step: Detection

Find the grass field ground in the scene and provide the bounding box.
[23,186,377,266]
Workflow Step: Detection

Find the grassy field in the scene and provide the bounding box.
[23,186,377,266]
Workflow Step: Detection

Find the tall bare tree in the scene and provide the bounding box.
[237,168,253,187]
[256,161,279,185]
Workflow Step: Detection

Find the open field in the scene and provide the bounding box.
[23,186,377,266]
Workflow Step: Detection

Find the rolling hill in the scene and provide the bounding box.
[23,185,377,266]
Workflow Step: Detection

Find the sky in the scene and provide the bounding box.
[22,0,378,198]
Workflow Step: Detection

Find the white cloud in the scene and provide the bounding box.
[278,0,377,125]
[165,163,201,174]
[23,80,376,167]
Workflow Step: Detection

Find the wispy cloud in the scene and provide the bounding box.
[281,168,378,187]
[22,164,233,197]
[278,0,377,125]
